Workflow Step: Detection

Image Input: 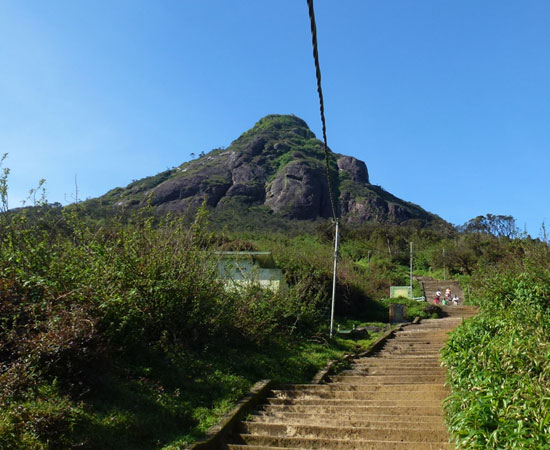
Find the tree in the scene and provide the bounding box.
[0,153,9,213]
[461,214,518,238]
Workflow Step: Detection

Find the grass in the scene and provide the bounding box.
[140,324,388,448]
[0,322,387,450]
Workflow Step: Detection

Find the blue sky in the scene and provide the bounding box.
[1,0,549,234]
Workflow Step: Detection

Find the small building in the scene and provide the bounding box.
[390,286,412,299]
[215,251,286,292]
[390,285,425,302]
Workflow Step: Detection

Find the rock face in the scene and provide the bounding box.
[337,156,369,183]
[98,114,442,225]
[265,161,332,219]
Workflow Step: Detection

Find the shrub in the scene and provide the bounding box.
[442,253,550,449]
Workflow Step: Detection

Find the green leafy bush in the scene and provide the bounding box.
[442,255,550,449]
[0,203,333,448]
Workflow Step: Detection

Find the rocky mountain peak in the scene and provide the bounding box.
[98,114,442,226]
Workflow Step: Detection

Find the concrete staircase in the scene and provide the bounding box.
[224,306,476,449]
[416,277,465,304]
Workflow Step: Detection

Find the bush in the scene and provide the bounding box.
[0,201,340,448]
[442,254,550,449]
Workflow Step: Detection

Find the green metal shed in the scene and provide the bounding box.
[214,251,286,292]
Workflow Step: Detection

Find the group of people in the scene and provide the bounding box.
[434,287,459,306]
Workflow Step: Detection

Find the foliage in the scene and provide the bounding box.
[0,200,335,449]
[1,153,9,213]
[6,152,550,448]
[441,241,550,449]
[459,214,519,238]
[379,297,438,320]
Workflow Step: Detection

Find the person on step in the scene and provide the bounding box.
[445,287,452,302]
[452,294,459,306]
[434,289,441,305]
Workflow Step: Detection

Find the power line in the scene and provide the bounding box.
[306,0,340,338]
[306,0,337,221]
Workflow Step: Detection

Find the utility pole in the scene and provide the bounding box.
[410,242,413,297]
[329,219,339,339]
[443,247,446,281]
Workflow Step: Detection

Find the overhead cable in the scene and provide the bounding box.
[306,0,338,220]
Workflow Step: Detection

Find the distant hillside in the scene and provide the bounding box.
[86,114,445,227]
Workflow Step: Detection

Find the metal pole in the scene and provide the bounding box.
[329,219,339,338]
[443,247,446,281]
[410,241,413,297]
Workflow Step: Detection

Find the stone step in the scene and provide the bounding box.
[366,349,440,356]
[235,433,452,449]
[341,369,446,377]
[249,416,447,431]
[391,336,447,339]
[383,347,445,351]
[270,390,448,401]
[395,330,452,335]
[346,364,446,369]
[371,353,443,358]
[227,446,301,450]
[252,411,447,426]
[373,355,442,360]
[348,367,443,373]
[350,365,443,371]
[328,375,443,384]
[382,347,444,350]
[241,423,450,442]
[383,345,443,350]
[327,380,444,387]
[267,398,442,407]
[379,351,444,355]
[391,335,449,339]
[371,347,443,352]
[343,365,446,372]
[389,338,449,342]
[387,337,447,342]
[375,353,442,357]
[351,361,443,368]
[372,351,443,356]
[358,357,441,362]
[227,443,451,450]
[221,312,477,449]
[375,351,442,356]
[329,379,445,387]
[262,404,444,416]
[285,384,448,393]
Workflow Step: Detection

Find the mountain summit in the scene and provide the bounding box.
[98,114,441,225]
